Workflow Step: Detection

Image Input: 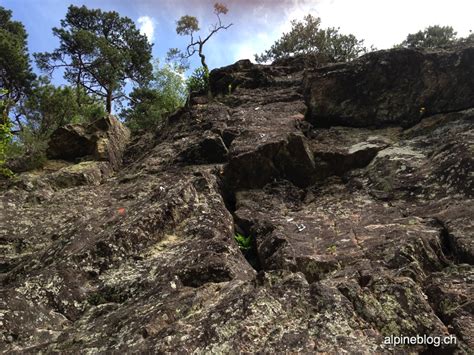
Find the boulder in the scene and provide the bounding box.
[305,45,474,128]
[47,115,130,169]
[1,45,473,353]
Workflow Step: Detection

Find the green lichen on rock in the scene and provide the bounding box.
[1,45,473,353]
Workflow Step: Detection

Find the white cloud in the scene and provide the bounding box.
[230,0,474,62]
[137,16,156,43]
[295,0,474,49]
[230,32,275,63]
[138,0,474,69]
[235,45,257,62]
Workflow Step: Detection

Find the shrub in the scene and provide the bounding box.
[0,89,13,177]
[123,60,186,132]
[23,78,105,137]
[234,232,252,250]
[2,79,105,173]
[255,15,368,64]
[5,127,48,172]
[187,66,209,94]
[399,25,457,49]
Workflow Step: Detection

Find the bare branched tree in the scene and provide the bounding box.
[168,3,232,73]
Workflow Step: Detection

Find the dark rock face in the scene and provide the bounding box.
[209,59,271,96]
[209,58,307,97]
[224,132,317,190]
[305,45,474,128]
[1,45,473,353]
[47,125,94,159]
[177,132,228,164]
[47,115,130,169]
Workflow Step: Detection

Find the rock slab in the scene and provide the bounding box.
[47,115,130,169]
[1,45,473,353]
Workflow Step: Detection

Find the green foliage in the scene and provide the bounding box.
[187,66,209,94]
[255,15,368,64]
[0,89,13,177]
[123,60,186,132]
[399,25,457,49]
[153,61,187,108]
[234,232,252,251]
[34,5,153,113]
[4,79,105,172]
[176,15,200,35]
[0,6,35,113]
[23,77,105,137]
[5,127,48,171]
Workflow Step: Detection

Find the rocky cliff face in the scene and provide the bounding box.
[1,45,473,353]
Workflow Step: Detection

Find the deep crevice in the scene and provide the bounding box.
[232,210,264,272]
[439,225,455,262]
[431,217,458,264]
[235,221,262,272]
[217,170,263,272]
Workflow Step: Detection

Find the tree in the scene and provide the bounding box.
[399,25,457,49]
[0,88,13,177]
[122,60,186,132]
[0,6,35,124]
[3,78,106,172]
[186,66,209,94]
[462,32,474,44]
[255,15,368,64]
[35,5,153,113]
[22,77,105,138]
[169,3,232,73]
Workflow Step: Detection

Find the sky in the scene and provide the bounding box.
[1,0,473,82]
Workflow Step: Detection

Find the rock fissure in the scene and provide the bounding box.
[1,45,473,353]
[431,217,466,265]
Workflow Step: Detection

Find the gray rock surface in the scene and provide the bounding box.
[305,45,474,128]
[47,115,130,170]
[1,45,473,353]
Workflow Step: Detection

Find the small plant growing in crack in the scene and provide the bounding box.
[233,231,261,271]
[234,232,252,250]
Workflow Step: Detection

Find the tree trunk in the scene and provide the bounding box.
[76,73,82,108]
[198,43,208,72]
[106,90,112,114]
[198,43,210,97]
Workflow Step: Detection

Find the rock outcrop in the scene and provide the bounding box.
[47,115,130,170]
[1,45,473,353]
[305,45,474,128]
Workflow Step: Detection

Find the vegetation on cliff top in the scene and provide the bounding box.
[255,14,369,64]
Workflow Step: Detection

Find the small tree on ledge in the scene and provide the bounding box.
[255,15,368,64]
[398,25,458,49]
[168,3,232,75]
